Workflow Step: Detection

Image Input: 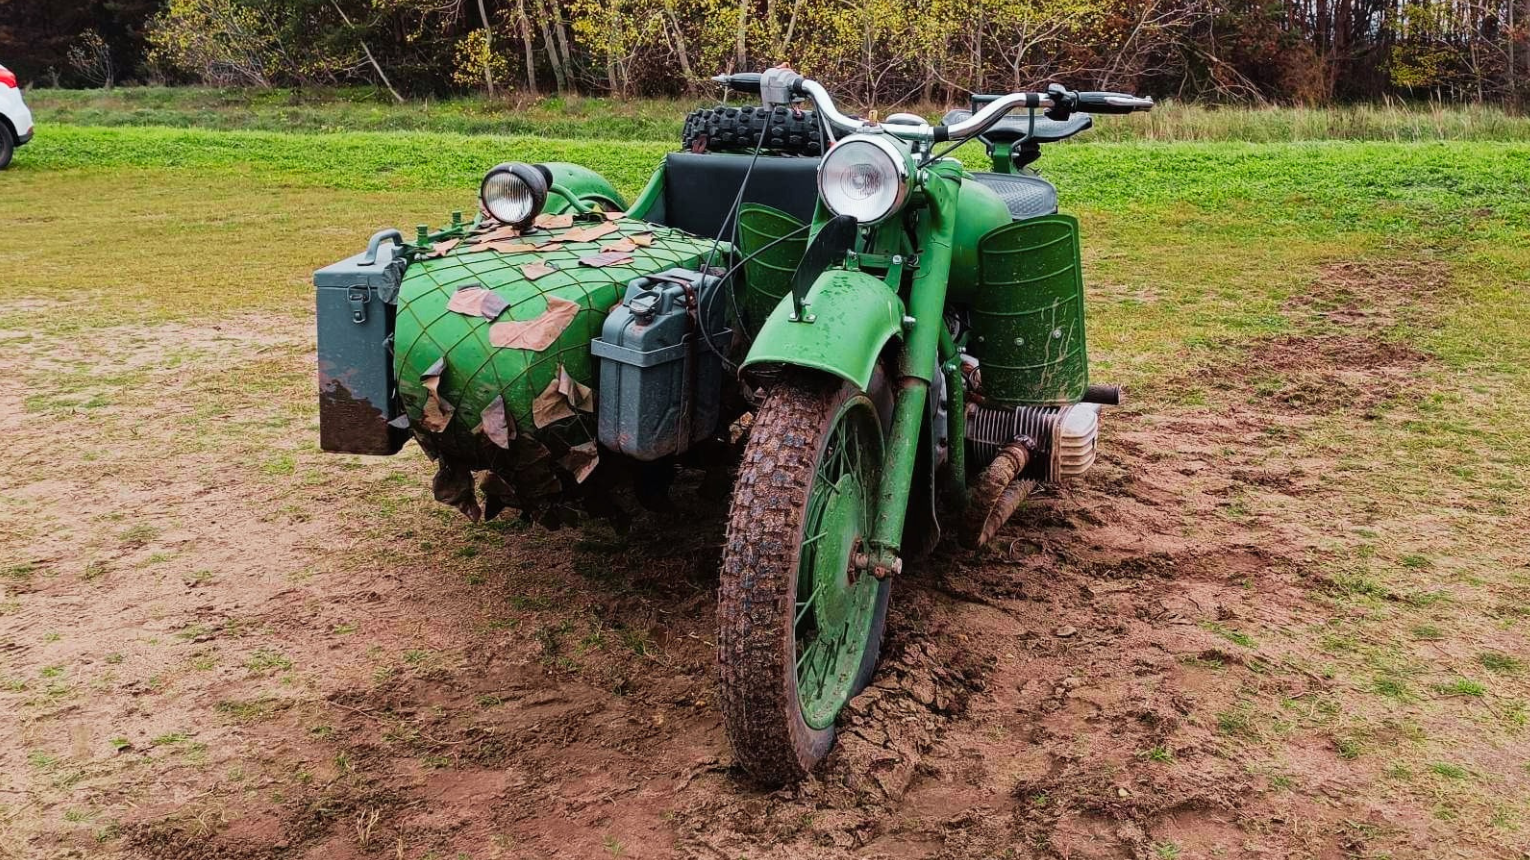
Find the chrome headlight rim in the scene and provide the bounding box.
[816,133,913,226]
[479,161,549,229]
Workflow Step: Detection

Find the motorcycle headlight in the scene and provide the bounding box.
[480,162,549,229]
[817,135,912,225]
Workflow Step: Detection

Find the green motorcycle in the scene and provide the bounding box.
[313,68,1152,784]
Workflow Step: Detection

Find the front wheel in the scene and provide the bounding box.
[718,372,890,785]
[0,124,13,170]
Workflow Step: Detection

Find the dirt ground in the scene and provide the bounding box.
[2,259,1527,859]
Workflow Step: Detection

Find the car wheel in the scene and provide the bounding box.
[0,124,14,170]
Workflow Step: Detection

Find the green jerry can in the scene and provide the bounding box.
[313,229,409,455]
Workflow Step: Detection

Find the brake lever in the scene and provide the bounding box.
[1043,83,1076,122]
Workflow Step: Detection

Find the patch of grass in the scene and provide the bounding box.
[187,651,219,671]
[1434,677,1486,697]
[1203,622,1258,649]
[244,648,293,674]
[1429,762,1471,780]
[1137,745,1175,763]
[1216,704,1262,740]
[1151,841,1183,859]
[1373,676,1417,702]
[1334,736,1364,760]
[1479,652,1524,674]
[118,524,159,547]
[214,697,284,723]
[30,86,1530,143]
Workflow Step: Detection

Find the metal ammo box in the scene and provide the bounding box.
[313,229,409,455]
[592,268,732,461]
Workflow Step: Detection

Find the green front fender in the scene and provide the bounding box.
[741,269,905,391]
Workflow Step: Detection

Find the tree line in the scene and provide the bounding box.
[0,0,1525,105]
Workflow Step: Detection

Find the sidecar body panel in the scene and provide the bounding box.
[741,268,904,392]
[390,217,725,509]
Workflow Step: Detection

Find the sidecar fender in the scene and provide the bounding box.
[741,269,905,392]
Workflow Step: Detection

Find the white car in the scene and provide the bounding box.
[0,63,34,170]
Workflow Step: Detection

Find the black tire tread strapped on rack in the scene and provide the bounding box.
[683,105,824,157]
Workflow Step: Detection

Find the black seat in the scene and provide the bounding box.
[651,152,820,238]
[967,172,1058,221]
[940,109,1093,145]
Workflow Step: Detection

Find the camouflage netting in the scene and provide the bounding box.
[393,212,729,524]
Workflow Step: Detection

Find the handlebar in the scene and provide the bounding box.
[713,72,763,94]
[712,71,1152,144]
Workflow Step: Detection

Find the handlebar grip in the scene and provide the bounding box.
[1074,91,1154,114]
[711,73,763,94]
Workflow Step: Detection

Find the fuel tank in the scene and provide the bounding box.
[945,175,1013,304]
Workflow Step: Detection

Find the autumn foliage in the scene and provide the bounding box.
[0,0,1526,105]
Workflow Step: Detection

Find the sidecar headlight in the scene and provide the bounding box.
[480,162,549,229]
[817,135,912,225]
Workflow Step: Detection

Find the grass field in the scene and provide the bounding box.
[2,117,1530,858]
[27,84,1530,142]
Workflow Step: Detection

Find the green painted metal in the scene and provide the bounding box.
[794,394,883,729]
[868,162,962,564]
[735,203,808,336]
[540,162,626,212]
[945,176,1013,304]
[625,161,666,221]
[392,215,724,506]
[938,324,967,505]
[972,214,1089,405]
[741,268,904,392]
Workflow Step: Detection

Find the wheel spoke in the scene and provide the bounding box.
[795,579,826,627]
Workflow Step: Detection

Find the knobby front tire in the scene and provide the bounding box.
[717,372,891,785]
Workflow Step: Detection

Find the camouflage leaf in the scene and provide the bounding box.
[534,212,575,229]
[473,225,522,244]
[480,472,517,521]
[603,211,625,221]
[484,241,538,254]
[521,263,556,282]
[432,461,481,522]
[474,394,516,448]
[478,292,509,320]
[557,365,596,413]
[446,286,509,321]
[559,442,599,484]
[420,358,454,432]
[631,232,655,247]
[532,375,575,428]
[428,239,460,258]
[579,251,634,268]
[563,222,619,243]
[535,242,565,253]
[601,238,637,253]
[488,295,580,351]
